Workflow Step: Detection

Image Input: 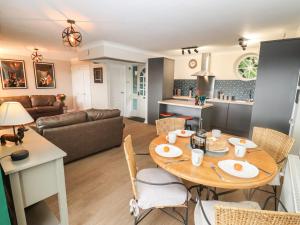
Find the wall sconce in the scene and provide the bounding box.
[31,48,43,62]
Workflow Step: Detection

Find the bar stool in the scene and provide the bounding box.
[177,115,193,130]
[159,112,175,119]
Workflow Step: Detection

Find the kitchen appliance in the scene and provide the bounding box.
[250,38,300,135]
[191,53,215,99]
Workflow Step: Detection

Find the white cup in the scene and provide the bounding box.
[235,145,246,158]
[192,149,204,167]
[212,129,221,138]
[166,132,177,144]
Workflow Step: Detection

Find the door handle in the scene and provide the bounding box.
[120,91,124,94]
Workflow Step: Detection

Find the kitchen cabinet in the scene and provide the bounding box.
[208,101,253,137]
[148,57,174,124]
[227,104,253,137]
[210,102,229,130]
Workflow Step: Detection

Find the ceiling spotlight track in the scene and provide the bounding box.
[31,48,43,62]
[181,46,199,55]
[62,19,82,47]
[238,37,248,51]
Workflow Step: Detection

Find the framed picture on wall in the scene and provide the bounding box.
[94,67,103,83]
[34,62,56,89]
[0,59,27,89]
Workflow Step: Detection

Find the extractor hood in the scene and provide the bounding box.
[191,53,214,76]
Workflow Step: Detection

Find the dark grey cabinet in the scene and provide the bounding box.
[148,57,174,124]
[208,101,253,137]
[210,102,229,130]
[227,104,253,137]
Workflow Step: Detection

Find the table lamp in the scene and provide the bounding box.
[0,102,34,160]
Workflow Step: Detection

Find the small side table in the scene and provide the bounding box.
[0,128,68,225]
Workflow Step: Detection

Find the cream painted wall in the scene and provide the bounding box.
[79,41,164,62]
[89,62,109,109]
[0,54,73,107]
[174,47,259,80]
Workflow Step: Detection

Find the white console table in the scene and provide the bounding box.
[0,128,68,225]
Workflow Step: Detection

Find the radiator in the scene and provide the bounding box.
[279,154,300,212]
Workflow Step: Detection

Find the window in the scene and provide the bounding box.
[235,53,259,80]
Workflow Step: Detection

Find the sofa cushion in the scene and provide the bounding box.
[35,106,60,113]
[31,95,56,107]
[36,111,87,133]
[86,109,121,121]
[0,96,32,108]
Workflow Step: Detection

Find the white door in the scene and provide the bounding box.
[109,64,126,115]
[131,66,146,118]
[72,65,91,110]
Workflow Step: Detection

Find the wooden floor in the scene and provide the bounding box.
[47,118,274,225]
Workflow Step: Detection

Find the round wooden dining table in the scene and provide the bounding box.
[149,133,278,190]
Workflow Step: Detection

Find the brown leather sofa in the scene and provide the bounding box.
[35,109,123,163]
[0,95,63,120]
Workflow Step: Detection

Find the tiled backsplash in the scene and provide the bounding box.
[174,79,256,100]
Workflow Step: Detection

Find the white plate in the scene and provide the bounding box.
[207,147,229,153]
[218,160,259,178]
[155,144,183,158]
[174,130,195,137]
[228,137,257,148]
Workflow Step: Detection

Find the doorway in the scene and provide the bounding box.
[71,65,92,110]
[108,64,126,116]
[129,65,146,121]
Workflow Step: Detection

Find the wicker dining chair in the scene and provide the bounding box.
[123,135,190,225]
[194,198,300,225]
[155,118,185,135]
[251,127,295,209]
[215,205,300,225]
[252,127,295,171]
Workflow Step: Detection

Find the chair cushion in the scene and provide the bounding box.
[0,96,32,108]
[194,200,261,225]
[31,95,56,107]
[85,108,120,121]
[136,168,189,210]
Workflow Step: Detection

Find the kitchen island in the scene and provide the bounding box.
[158,99,213,130]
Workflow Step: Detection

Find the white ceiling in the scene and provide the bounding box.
[0,0,300,59]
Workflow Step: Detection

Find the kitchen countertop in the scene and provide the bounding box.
[158,99,213,109]
[172,96,254,106]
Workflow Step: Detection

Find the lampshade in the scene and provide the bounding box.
[0,102,34,126]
